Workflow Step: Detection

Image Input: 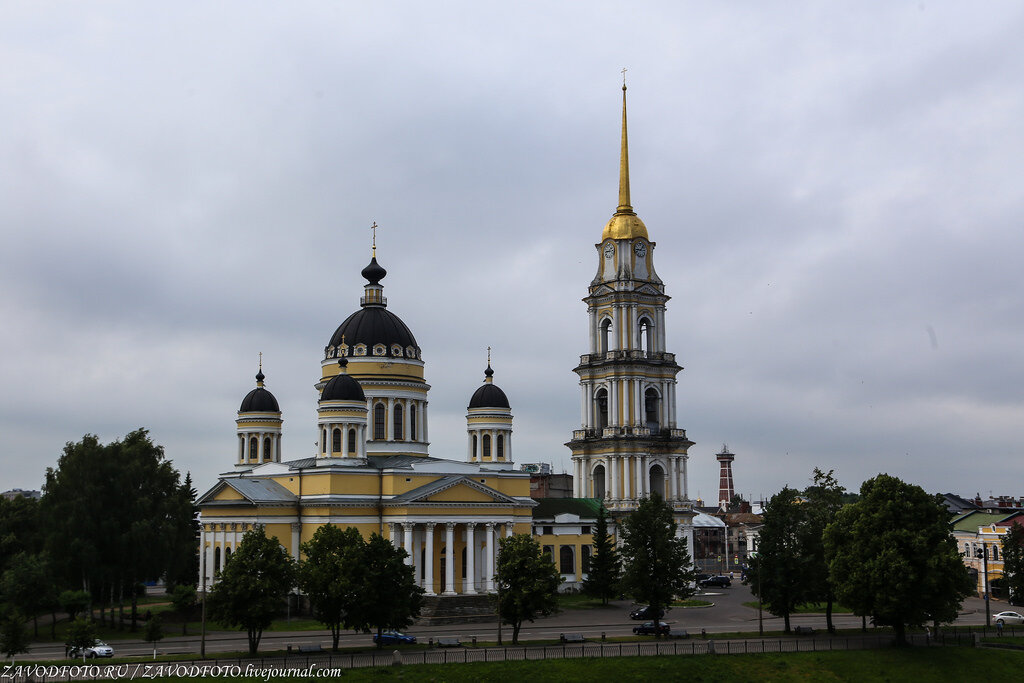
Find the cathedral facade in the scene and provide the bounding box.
[197,84,694,595]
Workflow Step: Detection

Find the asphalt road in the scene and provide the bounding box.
[21,583,994,662]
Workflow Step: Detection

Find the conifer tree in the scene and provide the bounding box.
[1000,522,1024,607]
[582,504,620,605]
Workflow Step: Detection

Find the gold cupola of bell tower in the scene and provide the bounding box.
[602,80,649,241]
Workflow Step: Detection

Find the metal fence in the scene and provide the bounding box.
[5,631,987,682]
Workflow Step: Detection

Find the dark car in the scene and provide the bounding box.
[373,630,417,645]
[700,575,732,588]
[695,573,712,583]
[629,605,666,620]
[633,620,670,636]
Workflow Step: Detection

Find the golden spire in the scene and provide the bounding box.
[370,221,378,257]
[602,71,648,241]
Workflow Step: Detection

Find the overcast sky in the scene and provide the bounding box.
[2,2,1022,503]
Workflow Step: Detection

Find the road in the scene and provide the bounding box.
[21,583,992,661]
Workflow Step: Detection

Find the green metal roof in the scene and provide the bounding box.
[951,511,1010,532]
[531,498,603,520]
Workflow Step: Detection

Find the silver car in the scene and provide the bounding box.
[69,640,114,658]
[993,611,1024,626]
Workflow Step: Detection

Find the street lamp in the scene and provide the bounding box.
[976,544,991,628]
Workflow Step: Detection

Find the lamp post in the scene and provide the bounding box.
[200,571,207,659]
[977,544,991,628]
[756,553,763,636]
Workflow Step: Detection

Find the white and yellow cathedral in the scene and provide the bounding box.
[197,85,697,597]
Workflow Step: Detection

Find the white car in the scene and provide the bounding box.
[993,611,1024,626]
[69,639,114,658]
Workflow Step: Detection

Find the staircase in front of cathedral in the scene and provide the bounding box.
[415,594,496,625]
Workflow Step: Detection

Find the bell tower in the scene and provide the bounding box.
[567,82,695,531]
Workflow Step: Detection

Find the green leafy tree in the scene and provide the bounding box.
[355,534,424,648]
[143,614,164,655]
[207,526,296,654]
[1,552,55,637]
[618,493,696,633]
[298,525,365,649]
[64,617,96,660]
[170,584,197,636]
[59,590,91,622]
[824,473,973,645]
[495,534,562,644]
[42,431,196,630]
[800,469,846,632]
[0,496,42,576]
[745,487,805,633]
[1001,522,1024,607]
[582,504,620,605]
[0,614,30,662]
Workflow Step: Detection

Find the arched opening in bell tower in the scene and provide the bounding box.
[649,463,666,498]
[593,464,607,499]
[595,388,609,430]
[638,317,653,355]
[644,388,660,433]
[599,318,613,354]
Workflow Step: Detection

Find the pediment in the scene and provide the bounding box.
[386,475,516,506]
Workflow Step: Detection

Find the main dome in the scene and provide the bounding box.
[328,308,420,357]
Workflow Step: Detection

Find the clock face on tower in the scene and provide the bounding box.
[603,243,615,258]
[633,241,647,258]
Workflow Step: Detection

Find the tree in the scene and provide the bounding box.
[495,534,562,644]
[64,617,96,660]
[0,496,42,576]
[143,614,164,657]
[207,526,296,654]
[824,473,973,645]
[745,487,805,633]
[354,534,424,648]
[298,525,365,650]
[0,614,30,662]
[170,584,197,636]
[59,590,91,623]
[1,552,55,637]
[42,430,197,631]
[799,469,846,632]
[618,493,696,634]
[1001,522,1024,607]
[582,504,620,605]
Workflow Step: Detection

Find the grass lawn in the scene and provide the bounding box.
[556,593,620,610]
[135,647,1022,681]
[672,599,713,608]
[742,601,853,615]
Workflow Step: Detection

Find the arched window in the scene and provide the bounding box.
[321,428,327,454]
[993,545,999,561]
[559,545,575,574]
[224,547,232,565]
[374,404,386,440]
[483,434,491,460]
[263,437,272,461]
[581,545,592,573]
[332,428,342,453]
[593,464,607,499]
[461,547,467,579]
[472,434,478,460]
[496,434,504,460]
[238,436,244,461]
[649,463,666,498]
[638,317,653,354]
[394,404,404,440]
[249,436,258,461]
[595,388,609,430]
[599,319,613,354]
[410,405,417,441]
[348,428,357,455]
[645,388,660,432]
[214,546,221,574]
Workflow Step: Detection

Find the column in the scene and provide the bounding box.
[506,520,515,538]
[610,456,619,501]
[485,523,495,592]
[589,307,597,353]
[610,381,618,427]
[422,401,429,443]
[388,522,397,546]
[641,455,648,497]
[635,456,643,500]
[290,523,301,562]
[444,522,456,595]
[403,399,410,441]
[424,523,436,595]
[465,523,477,594]
[580,385,587,428]
[403,522,414,566]
[682,456,689,499]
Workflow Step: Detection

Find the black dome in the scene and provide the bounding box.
[240,387,280,412]
[321,371,366,402]
[328,307,419,356]
[469,383,510,409]
[361,257,387,284]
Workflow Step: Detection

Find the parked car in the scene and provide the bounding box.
[68,640,114,658]
[695,573,712,584]
[994,611,1024,626]
[629,605,666,620]
[373,630,417,645]
[700,575,732,588]
[632,621,670,636]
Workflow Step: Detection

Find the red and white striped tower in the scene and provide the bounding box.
[716,445,735,511]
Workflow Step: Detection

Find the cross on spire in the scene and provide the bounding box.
[258,351,262,372]
[621,67,627,88]
[370,221,378,256]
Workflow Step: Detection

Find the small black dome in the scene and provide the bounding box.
[240,387,280,412]
[469,383,510,409]
[328,307,419,355]
[361,257,387,284]
[321,371,366,402]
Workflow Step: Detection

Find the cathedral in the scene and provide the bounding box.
[197,83,696,596]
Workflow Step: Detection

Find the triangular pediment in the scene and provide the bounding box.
[197,477,296,506]
[635,283,661,295]
[386,475,517,506]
